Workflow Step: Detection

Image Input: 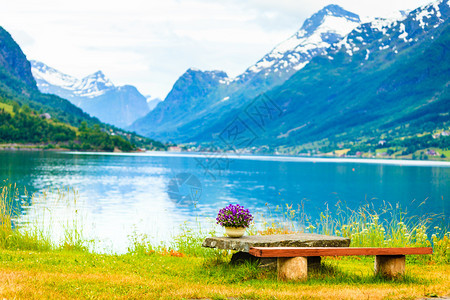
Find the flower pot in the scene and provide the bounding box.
[225,226,245,238]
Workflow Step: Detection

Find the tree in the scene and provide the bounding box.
[79,121,88,132]
[21,105,31,114]
[12,102,20,113]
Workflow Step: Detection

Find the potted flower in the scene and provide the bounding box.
[216,204,253,238]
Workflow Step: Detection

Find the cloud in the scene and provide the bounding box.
[0,0,434,98]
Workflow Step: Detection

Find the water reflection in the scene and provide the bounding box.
[1,151,448,253]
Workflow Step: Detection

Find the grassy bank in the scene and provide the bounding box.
[0,183,449,299]
[0,249,449,299]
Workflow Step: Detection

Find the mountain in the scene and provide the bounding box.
[31,61,150,128]
[132,0,449,150]
[210,0,450,149]
[130,68,230,141]
[130,4,363,141]
[235,4,361,88]
[0,26,166,151]
[0,27,101,127]
[0,28,37,89]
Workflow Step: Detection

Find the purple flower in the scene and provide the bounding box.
[216,204,254,228]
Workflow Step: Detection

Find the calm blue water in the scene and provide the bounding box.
[0,151,448,252]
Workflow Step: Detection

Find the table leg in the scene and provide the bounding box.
[277,257,308,281]
[374,255,405,278]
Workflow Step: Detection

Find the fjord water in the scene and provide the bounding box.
[1,151,449,253]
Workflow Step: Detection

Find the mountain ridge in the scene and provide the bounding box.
[0,26,166,151]
[236,3,361,83]
[130,4,364,141]
[131,0,450,152]
[31,61,150,128]
[0,27,37,89]
[234,0,450,148]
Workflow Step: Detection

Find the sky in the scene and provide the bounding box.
[1,0,433,99]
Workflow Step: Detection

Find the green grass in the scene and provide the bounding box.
[0,183,91,252]
[255,201,448,259]
[0,183,449,298]
[0,102,13,115]
[0,249,448,299]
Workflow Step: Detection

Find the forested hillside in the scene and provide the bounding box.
[0,26,167,152]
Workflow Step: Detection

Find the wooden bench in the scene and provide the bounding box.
[249,247,433,281]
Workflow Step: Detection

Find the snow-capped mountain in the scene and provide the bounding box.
[76,71,115,98]
[131,0,450,146]
[236,4,361,84]
[130,4,363,140]
[31,61,150,128]
[332,0,449,57]
[246,0,450,147]
[31,61,115,102]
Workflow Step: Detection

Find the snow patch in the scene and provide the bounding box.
[240,11,361,80]
[370,18,393,34]
[31,61,115,98]
[293,62,308,71]
[398,23,409,41]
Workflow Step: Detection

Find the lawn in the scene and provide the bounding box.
[0,249,449,299]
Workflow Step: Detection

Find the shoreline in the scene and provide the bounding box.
[0,144,131,153]
[2,145,450,166]
[62,150,450,167]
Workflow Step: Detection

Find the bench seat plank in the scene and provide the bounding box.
[249,247,432,257]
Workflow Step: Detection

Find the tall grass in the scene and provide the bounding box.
[126,202,448,265]
[1,182,449,264]
[127,220,230,263]
[0,183,91,252]
[252,200,449,264]
[0,183,52,251]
